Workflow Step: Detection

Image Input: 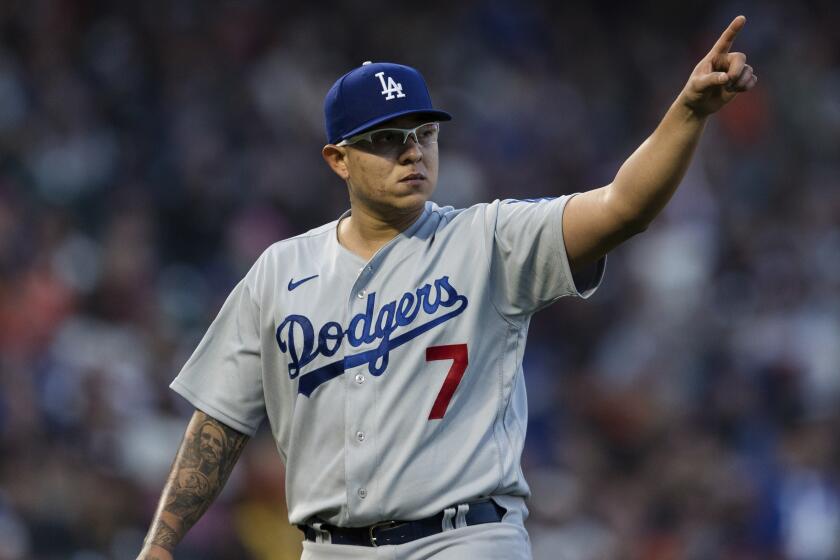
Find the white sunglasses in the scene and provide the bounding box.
[337,122,440,150]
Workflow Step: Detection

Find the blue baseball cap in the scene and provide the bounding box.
[324,61,452,145]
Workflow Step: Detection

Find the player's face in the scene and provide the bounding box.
[325,115,439,214]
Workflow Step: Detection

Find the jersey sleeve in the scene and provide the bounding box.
[170,263,266,436]
[486,195,606,318]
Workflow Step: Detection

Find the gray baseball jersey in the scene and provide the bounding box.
[170,195,605,528]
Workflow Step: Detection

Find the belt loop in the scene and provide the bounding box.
[312,522,330,544]
[454,503,470,529]
[441,506,456,531]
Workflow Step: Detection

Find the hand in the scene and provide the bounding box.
[136,543,174,560]
[679,15,758,117]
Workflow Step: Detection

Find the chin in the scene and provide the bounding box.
[393,187,433,207]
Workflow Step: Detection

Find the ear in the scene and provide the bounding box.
[322,144,350,181]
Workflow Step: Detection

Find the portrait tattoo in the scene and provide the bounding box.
[157,412,249,544]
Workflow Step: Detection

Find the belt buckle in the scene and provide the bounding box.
[368,520,402,547]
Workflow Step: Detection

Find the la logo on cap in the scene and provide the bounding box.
[375,71,405,100]
[323,61,451,145]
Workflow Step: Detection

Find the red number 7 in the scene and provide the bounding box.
[425,344,469,420]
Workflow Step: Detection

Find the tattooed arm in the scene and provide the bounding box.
[137,410,250,559]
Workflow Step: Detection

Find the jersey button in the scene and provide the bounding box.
[358,488,367,499]
[356,431,366,442]
[357,289,366,299]
[355,373,365,384]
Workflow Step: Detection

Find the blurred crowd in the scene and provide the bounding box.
[1,0,839,559]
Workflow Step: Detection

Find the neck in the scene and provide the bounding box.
[338,201,425,261]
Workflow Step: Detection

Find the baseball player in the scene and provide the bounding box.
[138,16,756,560]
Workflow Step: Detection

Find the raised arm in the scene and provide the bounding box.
[137,410,250,560]
[563,15,757,271]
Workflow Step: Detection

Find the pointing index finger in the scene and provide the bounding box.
[709,15,746,56]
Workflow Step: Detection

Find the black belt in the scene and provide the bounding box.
[298,500,506,547]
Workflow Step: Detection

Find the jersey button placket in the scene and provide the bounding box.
[346,265,377,515]
[355,264,373,299]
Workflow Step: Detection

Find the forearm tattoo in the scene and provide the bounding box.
[153,519,179,548]
[147,411,249,551]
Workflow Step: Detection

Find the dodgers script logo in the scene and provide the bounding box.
[375,71,405,100]
[275,275,467,397]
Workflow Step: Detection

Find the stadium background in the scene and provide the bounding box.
[1,0,839,558]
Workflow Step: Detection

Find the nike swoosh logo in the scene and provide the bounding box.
[288,274,319,291]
